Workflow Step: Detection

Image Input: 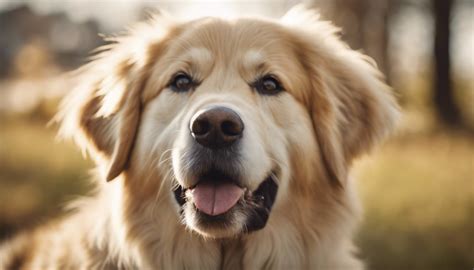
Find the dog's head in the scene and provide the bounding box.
[58,7,399,239]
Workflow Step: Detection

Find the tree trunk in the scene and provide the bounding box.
[433,0,462,127]
[313,0,392,82]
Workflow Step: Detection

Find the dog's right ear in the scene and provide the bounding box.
[282,6,400,187]
[56,15,176,181]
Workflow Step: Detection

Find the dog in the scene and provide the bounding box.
[0,6,399,270]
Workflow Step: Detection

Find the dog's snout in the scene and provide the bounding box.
[190,106,244,149]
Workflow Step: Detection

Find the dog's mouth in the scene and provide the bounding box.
[173,170,278,233]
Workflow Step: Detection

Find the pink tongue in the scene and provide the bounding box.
[191,182,244,216]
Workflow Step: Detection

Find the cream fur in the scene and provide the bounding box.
[0,6,399,270]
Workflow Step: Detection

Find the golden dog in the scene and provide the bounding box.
[0,6,399,270]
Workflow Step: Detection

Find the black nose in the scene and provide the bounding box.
[190,106,244,149]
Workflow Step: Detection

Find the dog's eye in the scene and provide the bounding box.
[254,75,284,95]
[170,73,195,92]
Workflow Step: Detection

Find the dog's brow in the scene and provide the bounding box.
[183,47,213,75]
[239,50,269,80]
[242,50,265,71]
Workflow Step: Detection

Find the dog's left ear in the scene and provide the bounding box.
[56,15,176,181]
[57,51,147,182]
[282,6,400,186]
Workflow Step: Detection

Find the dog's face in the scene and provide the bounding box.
[59,8,398,239]
[166,22,313,237]
[135,19,314,238]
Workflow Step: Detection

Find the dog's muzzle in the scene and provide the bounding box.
[173,106,278,234]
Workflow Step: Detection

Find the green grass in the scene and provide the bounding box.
[0,118,472,269]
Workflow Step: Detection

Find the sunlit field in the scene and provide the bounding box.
[0,118,91,238]
[1,116,472,269]
[354,133,474,269]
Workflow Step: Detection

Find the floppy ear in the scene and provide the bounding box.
[282,6,400,186]
[56,15,175,181]
[78,68,143,182]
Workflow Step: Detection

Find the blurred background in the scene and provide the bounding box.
[0,0,472,269]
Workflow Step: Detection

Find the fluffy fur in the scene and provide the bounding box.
[0,6,399,270]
